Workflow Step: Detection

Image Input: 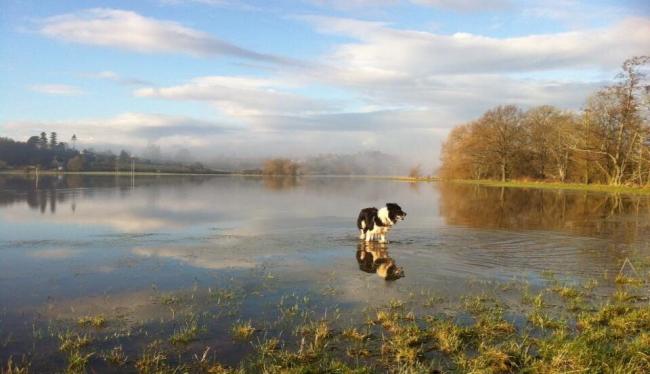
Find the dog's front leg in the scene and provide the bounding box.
[359,230,366,240]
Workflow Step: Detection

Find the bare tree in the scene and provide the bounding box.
[525,106,578,182]
[438,57,649,186]
[480,105,525,182]
[574,57,649,185]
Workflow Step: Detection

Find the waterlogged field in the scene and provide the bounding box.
[0,175,649,373]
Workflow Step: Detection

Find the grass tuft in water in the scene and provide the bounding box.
[77,315,106,328]
[102,345,127,367]
[169,319,200,345]
[1,356,30,374]
[231,321,255,341]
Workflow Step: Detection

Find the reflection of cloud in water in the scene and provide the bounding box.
[40,289,171,323]
[29,248,79,259]
[133,243,257,270]
[2,201,183,233]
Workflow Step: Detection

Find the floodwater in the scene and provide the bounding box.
[1,174,649,370]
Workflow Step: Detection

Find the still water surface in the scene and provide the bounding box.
[1,175,648,368]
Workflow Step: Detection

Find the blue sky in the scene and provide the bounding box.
[1,0,648,167]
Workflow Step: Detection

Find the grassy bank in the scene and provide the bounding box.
[452,179,650,195]
[396,176,650,195]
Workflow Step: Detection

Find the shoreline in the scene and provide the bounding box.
[3,170,650,195]
[0,170,231,177]
[397,176,650,195]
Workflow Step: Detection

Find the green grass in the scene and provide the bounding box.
[379,175,650,194]
[447,178,650,195]
[231,321,255,341]
[77,315,106,328]
[5,260,650,373]
[169,319,200,345]
[1,356,30,374]
[102,346,127,367]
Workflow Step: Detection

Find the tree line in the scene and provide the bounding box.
[0,132,79,170]
[439,56,650,186]
[0,132,215,174]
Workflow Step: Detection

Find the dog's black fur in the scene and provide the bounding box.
[356,203,406,243]
[356,207,382,233]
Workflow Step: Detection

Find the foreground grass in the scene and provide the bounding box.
[2,266,649,373]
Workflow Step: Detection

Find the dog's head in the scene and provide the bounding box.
[386,203,407,223]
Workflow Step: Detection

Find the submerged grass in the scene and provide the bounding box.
[4,263,650,373]
[77,315,106,328]
[169,319,200,345]
[231,321,256,341]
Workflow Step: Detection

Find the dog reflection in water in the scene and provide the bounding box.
[356,242,404,281]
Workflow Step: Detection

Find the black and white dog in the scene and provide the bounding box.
[357,203,407,243]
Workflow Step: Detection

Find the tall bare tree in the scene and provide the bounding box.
[479,105,525,182]
[574,56,650,185]
[525,106,578,182]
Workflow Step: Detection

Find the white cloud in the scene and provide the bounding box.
[39,8,290,63]
[279,15,648,140]
[3,113,238,150]
[135,76,336,116]
[160,0,263,11]
[85,70,151,86]
[306,0,511,12]
[411,0,512,12]
[521,0,641,27]
[302,16,650,75]
[29,84,85,96]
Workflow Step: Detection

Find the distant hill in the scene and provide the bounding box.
[208,151,406,176]
[302,151,406,175]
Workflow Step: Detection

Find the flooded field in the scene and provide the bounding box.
[1,175,649,372]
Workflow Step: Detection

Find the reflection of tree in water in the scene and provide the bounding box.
[438,183,650,244]
[23,187,60,214]
[262,176,302,191]
[408,182,420,193]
